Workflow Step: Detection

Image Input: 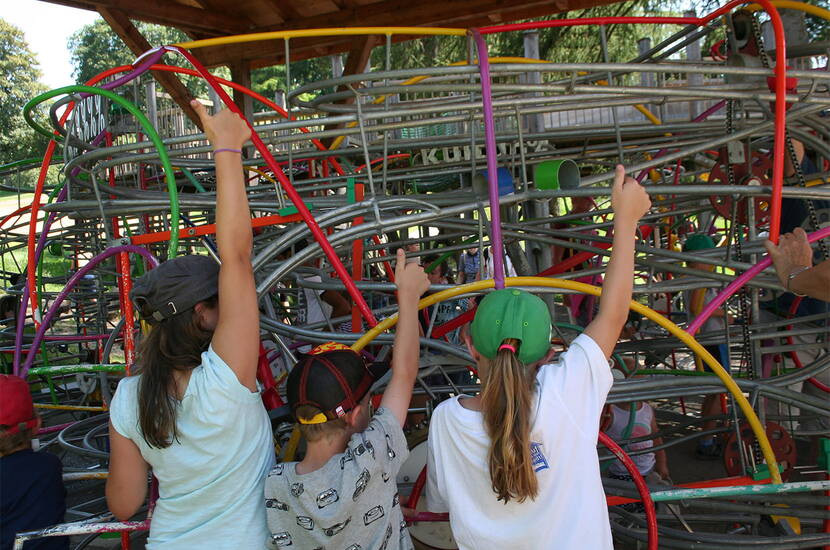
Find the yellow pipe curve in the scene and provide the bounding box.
[352,276,783,485]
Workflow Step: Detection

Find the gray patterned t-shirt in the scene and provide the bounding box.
[265,408,414,550]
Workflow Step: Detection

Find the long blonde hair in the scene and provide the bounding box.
[480,338,538,503]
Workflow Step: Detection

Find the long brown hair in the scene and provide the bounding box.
[480,338,538,504]
[134,296,217,448]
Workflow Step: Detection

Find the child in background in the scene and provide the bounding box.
[682,234,731,460]
[604,400,669,484]
[0,374,68,550]
[457,247,480,284]
[264,249,429,550]
[425,165,651,550]
[106,102,275,549]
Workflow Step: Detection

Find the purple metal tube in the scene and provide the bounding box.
[13,185,68,372]
[15,131,110,371]
[472,30,506,290]
[79,48,166,97]
[687,225,830,335]
[17,246,158,378]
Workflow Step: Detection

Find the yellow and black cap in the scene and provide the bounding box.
[287,342,388,424]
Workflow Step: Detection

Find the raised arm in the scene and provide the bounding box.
[584,165,651,359]
[191,100,258,390]
[765,228,830,302]
[381,249,430,426]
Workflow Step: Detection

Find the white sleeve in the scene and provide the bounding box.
[425,411,449,513]
[539,333,613,438]
[109,376,137,440]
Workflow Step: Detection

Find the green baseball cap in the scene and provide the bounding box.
[682,233,715,252]
[471,288,552,364]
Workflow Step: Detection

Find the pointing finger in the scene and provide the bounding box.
[190,99,208,124]
[614,164,625,189]
[395,248,406,279]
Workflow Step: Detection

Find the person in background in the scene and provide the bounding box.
[681,233,733,460]
[457,247,481,284]
[1,374,68,550]
[765,228,830,302]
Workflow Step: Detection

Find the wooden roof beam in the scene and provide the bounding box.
[260,0,556,30]
[37,0,250,34]
[97,7,203,129]
[321,35,380,147]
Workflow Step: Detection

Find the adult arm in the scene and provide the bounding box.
[191,101,259,390]
[787,260,830,302]
[322,289,352,319]
[381,249,430,426]
[106,424,149,520]
[584,165,651,359]
[765,228,829,302]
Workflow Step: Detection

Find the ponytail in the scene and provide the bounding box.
[134,296,216,448]
[481,338,538,503]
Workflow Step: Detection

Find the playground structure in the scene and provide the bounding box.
[2,1,830,548]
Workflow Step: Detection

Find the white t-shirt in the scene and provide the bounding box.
[483,247,518,280]
[605,403,655,477]
[425,333,613,550]
[110,346,275,550]
[297,275,333,353]
[683,288,725,335]
[297,275,332,327]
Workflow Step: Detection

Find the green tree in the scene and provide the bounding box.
[68,18,208,95]
[0,19,49,166]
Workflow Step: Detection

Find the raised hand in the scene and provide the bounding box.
[764,227,814,287]
[394,249,430,303]
[611,164,651,224]
[190,99,252,151]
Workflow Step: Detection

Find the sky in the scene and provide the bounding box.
[1,0,99,90]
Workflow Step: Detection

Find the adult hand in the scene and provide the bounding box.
[764,227,813,287]
[611,164,651,225]
[190,99,252,151]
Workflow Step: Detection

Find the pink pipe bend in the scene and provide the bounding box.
[687,226,830,335]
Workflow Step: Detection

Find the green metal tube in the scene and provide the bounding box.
[23,85,180,257]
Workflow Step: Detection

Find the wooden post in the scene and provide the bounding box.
[684,9,702,120]
[97,7,202,130]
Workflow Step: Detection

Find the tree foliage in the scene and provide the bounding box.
[68,18,208,94]
[0,18,49,165]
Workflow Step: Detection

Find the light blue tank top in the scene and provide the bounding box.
[110,346,275,549]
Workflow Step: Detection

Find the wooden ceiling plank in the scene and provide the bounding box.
[97,7,204,129]
[260,0,300,22]
[37,0,249,34]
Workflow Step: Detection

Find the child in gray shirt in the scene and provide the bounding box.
[265,250,429,549]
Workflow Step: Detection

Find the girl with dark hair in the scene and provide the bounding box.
[105,102,274,549]
[425,166,651,550]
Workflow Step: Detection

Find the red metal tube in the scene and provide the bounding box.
[171,47,378,327]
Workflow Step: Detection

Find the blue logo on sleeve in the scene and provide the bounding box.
[530,442,549,472]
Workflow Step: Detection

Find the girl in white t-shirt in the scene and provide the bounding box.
[106,102,274,549]
[425,165,651,550]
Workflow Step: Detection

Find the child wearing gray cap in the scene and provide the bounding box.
[106,101,275,549]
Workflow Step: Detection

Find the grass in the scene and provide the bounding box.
[1,245,73,294]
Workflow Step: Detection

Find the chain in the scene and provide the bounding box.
[784,130,829,259]
[750,13,829,259]
[725,88,763,467]
[724,100,752,378]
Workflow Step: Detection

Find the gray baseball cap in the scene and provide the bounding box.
[130,255,219,323]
